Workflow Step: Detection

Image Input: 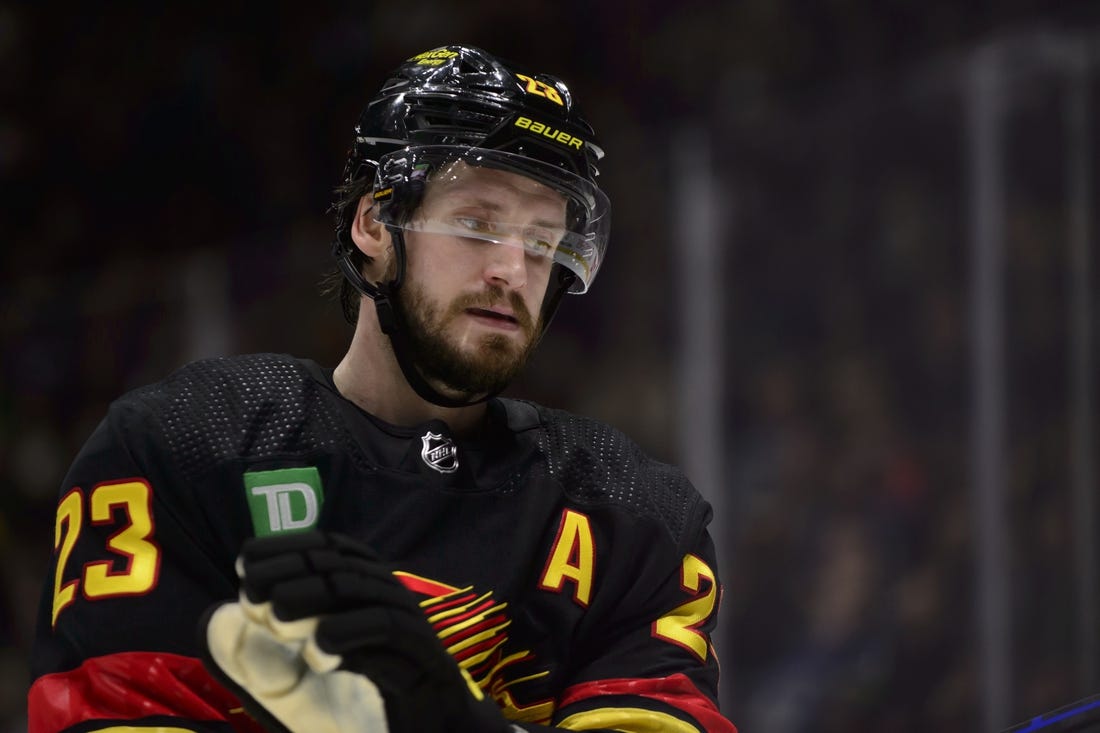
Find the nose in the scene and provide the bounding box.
[482,241,527,290]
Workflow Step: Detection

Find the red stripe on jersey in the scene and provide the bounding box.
[452,633,509,664]
[558,673,737,733]
[28,651,261,733]
[430,597,497,629]
[395,572,462,599]
[437,613,507,647]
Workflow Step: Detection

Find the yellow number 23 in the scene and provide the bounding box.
[51,479,161,627]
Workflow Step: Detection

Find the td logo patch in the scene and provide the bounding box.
[243,467,324,536]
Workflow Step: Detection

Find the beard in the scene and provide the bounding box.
[394,280,542,397]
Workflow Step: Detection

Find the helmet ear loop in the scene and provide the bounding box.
[371,224,407,336]
[331,193,407,328]
[371,170,426,329]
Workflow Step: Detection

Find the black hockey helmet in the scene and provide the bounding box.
[331,45,610,407]
[344,46,605,196]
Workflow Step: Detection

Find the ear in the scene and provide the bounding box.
[350,194,390,259]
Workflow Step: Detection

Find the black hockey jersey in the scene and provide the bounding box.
[29,354,735,733]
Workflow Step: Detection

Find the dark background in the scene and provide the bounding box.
[4,2,1100,731]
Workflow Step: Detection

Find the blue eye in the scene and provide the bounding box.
[456,217,494,234]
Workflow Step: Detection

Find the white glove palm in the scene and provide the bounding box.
[199,532,514,733]
[205,593,389,733]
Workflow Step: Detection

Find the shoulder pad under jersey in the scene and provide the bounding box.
[521,402,707,548]
[118,354,349,484]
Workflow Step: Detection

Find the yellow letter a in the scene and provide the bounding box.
[538,508,595,607]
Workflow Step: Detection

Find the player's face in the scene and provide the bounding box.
[394,163,567,396]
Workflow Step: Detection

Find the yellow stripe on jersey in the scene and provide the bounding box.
[89,728,197,733]
[557,707,701,732]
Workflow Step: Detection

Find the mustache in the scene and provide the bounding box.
[450,287,536,332]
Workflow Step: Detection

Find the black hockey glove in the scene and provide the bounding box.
[199,531,515,733]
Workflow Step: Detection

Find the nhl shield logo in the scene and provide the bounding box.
[421,431,459,473]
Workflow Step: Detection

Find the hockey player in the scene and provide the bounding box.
[29,45,736,733]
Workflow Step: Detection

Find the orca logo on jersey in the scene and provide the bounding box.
[421,431,459,473]
[243,467,324,536]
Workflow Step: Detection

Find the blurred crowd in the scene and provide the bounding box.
[716,36,1096,729]
[4,3,1098,731]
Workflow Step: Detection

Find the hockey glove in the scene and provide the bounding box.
[200,531,515,733]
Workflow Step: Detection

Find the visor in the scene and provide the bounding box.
[372,145,610,293]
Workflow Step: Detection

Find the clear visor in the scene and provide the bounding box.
[372,145,610,293]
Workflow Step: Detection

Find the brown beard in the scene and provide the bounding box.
[395,280,542,397]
